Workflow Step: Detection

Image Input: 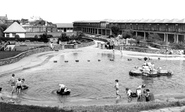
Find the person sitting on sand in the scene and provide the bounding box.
[21,78,25,83]
[21,78,28,90]
[144,89,151,102]
[125,88,133,102]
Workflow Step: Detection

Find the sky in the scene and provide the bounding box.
[0,0,185,23]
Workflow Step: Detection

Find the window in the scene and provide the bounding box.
[12,33,16,37]
[6,33,9,37]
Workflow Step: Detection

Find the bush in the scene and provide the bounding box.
[39,34,52,43]
[111,25,120,37]
[122,30,133,39]
[170,42,185,49]
[58,33,69,42]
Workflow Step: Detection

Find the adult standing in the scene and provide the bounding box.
[9,74,16,95]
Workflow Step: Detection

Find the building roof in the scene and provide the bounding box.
[55,23,73,28]
[74,19,185,24]
[4,22,26,33]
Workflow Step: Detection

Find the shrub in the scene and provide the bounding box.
[170,42,185,49]
[58,33,69,42]
[122,30,133,39]
[111,25,120,37]
[39,34,51,43]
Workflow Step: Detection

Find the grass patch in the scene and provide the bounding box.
[62,100,185,112]
[0,102,73,112]
[1,100,185,112]
[0,51,22,59]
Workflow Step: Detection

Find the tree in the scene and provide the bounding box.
[77,31,84,39]
[111,25,120,37]
[170,42,185,49]
[39,34,49,42]
[58,33,69,42]
[21,19,29,25]
[122,30,133,39]
[0,24,7,37]
[147,33,162,43]
[133,35,144,45]
[13,20,20,24]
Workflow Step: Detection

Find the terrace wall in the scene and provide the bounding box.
[53,38,95,49]
[0,46,52,66]
[0,38,95,66]
[91,37,184,55]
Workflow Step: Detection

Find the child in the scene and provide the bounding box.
[125,88,132,102]
[16,78,22,95]
[0,87,3,100]
[114,79,121,99]
[9,74,16,95]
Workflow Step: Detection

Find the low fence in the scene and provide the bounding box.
[53,38,95,50]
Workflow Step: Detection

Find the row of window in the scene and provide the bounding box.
[5,33,16,37]
[23,27,57,32]
[74,23,185,33]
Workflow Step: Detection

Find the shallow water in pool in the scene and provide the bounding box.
[1,50,185,105]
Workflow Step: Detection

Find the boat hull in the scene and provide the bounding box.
[129,70,172,77]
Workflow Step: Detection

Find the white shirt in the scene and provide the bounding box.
[127,89,132,96]
[136,89,142,96]
[16,80,22,86]
[115,83,119,90]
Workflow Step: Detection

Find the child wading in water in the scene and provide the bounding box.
[114,79,121,99]
[9,74,16,95]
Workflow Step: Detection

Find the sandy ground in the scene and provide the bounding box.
[1,41,185,111]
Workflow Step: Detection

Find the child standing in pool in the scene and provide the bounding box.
[114,79,121,99]
[16,78,22,95]
[0,87,3,100]
[9,74,16,95]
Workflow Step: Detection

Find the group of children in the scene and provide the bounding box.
[115,79,154,103]
[0,74,27,102]
[9,74,26,95]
